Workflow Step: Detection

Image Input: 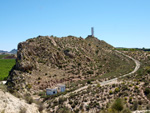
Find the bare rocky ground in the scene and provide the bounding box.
[0,88,39,113]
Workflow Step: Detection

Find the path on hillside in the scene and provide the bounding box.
[132,110,150,113]
[62,50,141,97]
[98,50,140,86]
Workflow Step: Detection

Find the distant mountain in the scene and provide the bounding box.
[0,50,8,54]
[0,49,17,54]
[9,49,17,54]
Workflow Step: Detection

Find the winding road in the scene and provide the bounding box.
[100,50,140,86]
[63,50,141,97]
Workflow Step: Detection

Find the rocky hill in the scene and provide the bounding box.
[6,35,133,95]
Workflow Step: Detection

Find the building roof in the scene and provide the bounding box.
[46,89,57,92]
[57,84,65,87]
[46,84,65,90]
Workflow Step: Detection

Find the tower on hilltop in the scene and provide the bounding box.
[91,27,94,37]
[87,27,94,37]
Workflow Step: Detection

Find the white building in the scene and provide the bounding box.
[46,84,66,95]
[46,88,57,95]
[57,84,65,92]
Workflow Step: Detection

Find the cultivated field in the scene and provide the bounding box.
[0,55,15,80]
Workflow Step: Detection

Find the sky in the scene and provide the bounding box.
[0,0,150,51]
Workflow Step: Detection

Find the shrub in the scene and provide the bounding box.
[19,106,27,113]
[24,94,33,104]
[145,66,150,73]
[134,86,139,90]
[0,84,7,92]
[87,80,91,84]
[115,87,120,93]
[97,83,101,88]
[129,97,133,103]
[78,63,81,66]
[133,101,138,110]
[56,106,72,113]
[26,84,32,90]
[111,98,124,111]
[121,108,131,113]
[144,87,150,96]
[69,93,76,99]
[58,97,67,104]
[87,70,94,74]
[109,90,113,95]
[124,97,127,100]
[69,100,73,105]
[96,50,99,54]
[138,100,142,105]
[112,84,116,88]
[38,103,44,112]
[86,105,90,111]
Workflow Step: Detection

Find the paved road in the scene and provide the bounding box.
[63,50,140,97]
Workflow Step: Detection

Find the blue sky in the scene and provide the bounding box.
[0,0,150,51]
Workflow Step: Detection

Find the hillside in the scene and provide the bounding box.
[6,36,134,97]
[40,50,150,113]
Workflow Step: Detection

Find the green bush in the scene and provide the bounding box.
[144,87,150,96]
[133,101,138,110]
[87,80,91,84]
[129,97,133,102]
[97,83,101,88]
[115,87,120,93]
[121,108,131,113]
[87,70,94,74]
[58,97,67,104]
[56,106,72,113]
[109,90,113,95]
[145,66,150,73]
[26,84,32,90]
[111,98,124,111]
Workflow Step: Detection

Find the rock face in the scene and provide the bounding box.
[0,89,39,113]
[6,35,130,94]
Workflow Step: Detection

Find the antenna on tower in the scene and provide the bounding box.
[91,27,94,37]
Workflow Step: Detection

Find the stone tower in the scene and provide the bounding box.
[91,27,94,37]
